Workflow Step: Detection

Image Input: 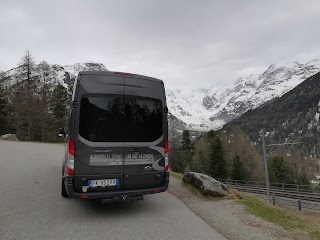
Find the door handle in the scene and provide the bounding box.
[129,149,141,152]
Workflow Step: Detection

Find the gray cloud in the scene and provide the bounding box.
[1,0,320,89]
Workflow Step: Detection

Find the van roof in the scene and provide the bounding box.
[78,71,163,84]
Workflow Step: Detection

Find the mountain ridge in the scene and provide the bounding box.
[168,59,320,131]
[220,71,320,174]
[2,58,319,133]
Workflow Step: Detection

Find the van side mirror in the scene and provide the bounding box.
[58,128,66,138]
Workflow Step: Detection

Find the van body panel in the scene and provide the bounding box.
[73,75,125,192]
[123,77,166,190]
[63,71,169,199]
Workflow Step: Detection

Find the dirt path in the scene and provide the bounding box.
[168,175,310,240]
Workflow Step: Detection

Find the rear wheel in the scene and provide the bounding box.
[61,179,69,198]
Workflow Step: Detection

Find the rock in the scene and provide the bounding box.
[183,172,229,197]
[0,134,19,141]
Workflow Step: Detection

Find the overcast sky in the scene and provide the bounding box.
[1,0,320,89]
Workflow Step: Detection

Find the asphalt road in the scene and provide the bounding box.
[0,140,226,240]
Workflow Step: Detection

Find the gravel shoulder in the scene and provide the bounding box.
[168,175,310,240]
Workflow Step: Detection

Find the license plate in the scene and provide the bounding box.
[88,179,118,188]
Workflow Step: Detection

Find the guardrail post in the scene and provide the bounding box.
[297,185,299,192]
[298,198,301,211]
[282,183,284,190]
[272,195,275,205]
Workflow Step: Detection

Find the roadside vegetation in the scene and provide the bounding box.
[169,128,314,186]
[169,171,183,180]
[0,50,70,142]
[238,195,320,240]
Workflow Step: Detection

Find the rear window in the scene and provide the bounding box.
[125,98,163,142]
[79,96,163,142]
[79,96,125,142]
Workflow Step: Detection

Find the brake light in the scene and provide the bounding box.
[165,140,169,154]
[114,72,135,76]
[68,139,75,156]
[65,139,75,176]
[164,140,169,172]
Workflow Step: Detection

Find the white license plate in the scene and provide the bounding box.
[88,179,118,188]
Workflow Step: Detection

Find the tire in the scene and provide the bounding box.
[61,179,69,198]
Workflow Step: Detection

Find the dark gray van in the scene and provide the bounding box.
[61,71,169,202]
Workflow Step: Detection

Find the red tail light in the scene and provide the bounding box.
[68,139,75,156]
[164,140,169,172]
[65,139,75,176]
[165,140,169,154]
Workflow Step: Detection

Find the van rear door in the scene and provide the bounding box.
[73,74,125,193]
[123,77,166,190]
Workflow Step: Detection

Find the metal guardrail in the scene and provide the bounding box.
[216,178,320,211]
[257,194,320,211]
[217,178,320,193]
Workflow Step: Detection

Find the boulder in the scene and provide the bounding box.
[183,172,229,197]
[0,134,19,141]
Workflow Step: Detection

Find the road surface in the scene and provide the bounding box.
[0,141,226,240]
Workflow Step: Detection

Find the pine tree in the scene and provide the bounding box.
[208,135,228,179]
[268,156,293,183]
[37,61,56,141]
[206,130,215,140]
[12,50,37,140]
[0,84,8,135]
[180,130,194,172]
[297,172,311,189]
[50,83,69,128]
[181,130,193,150]
[230,154,246,180]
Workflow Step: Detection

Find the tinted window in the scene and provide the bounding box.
[79,96,163,142]
[79,96,125,142]
[125,97,163,142]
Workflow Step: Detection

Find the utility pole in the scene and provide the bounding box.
[261,128,270,200]
[261,128,302,202]
[27,51,31,141]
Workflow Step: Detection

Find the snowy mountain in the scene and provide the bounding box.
[167,59,320,131]
[2,59,320,133]
[222,70,320,160]
[51,62,108,88]
[0,62,108,90]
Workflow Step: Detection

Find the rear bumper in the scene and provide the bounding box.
[64,172,169,199]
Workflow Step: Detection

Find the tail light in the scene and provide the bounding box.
[65,139,75,176]
[164,140,169,172]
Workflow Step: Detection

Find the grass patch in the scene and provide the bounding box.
[170,171,183,181]
[227,188,243,199]
[237,195,320,239]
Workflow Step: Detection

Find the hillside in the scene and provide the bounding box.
[168,59,320,131]
[222,71,320,167]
